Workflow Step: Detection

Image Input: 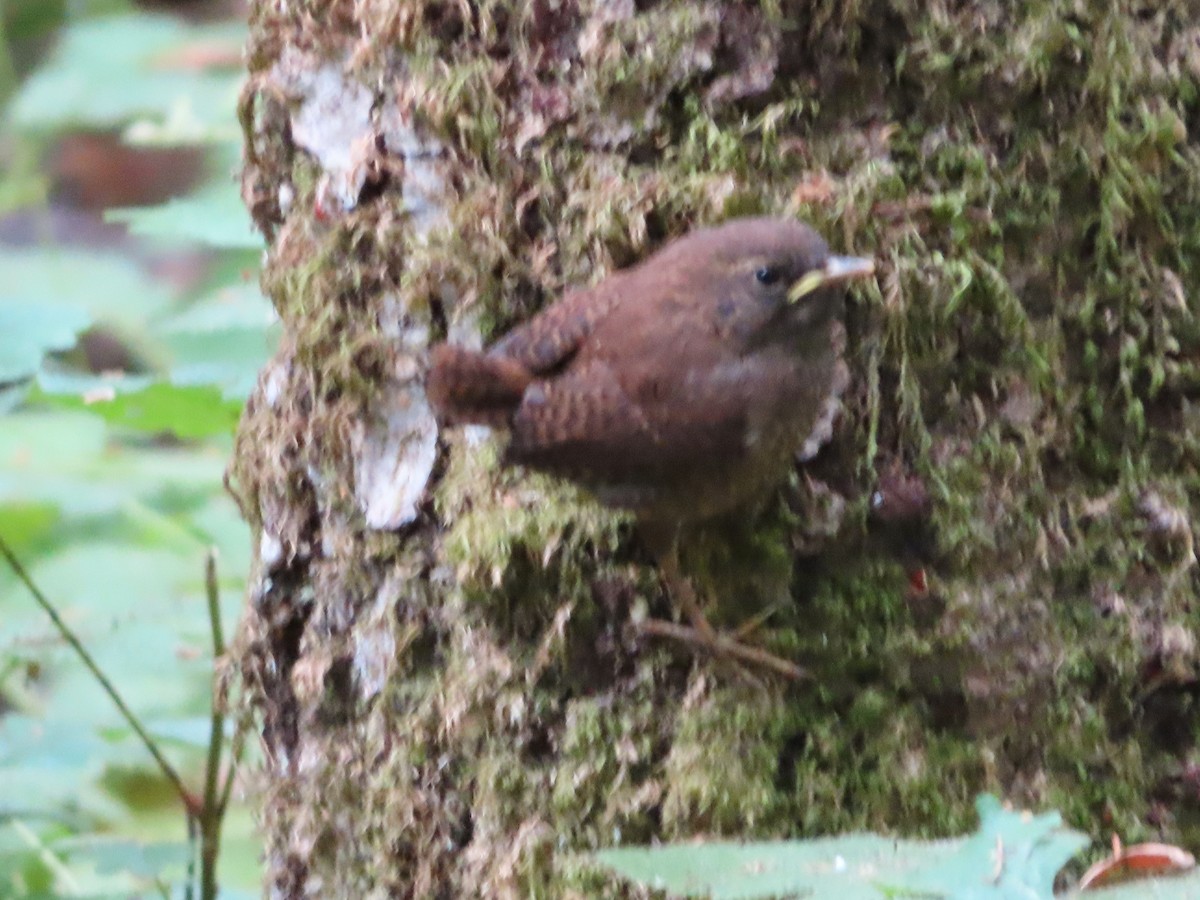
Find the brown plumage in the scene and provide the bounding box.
[427,216,874,678]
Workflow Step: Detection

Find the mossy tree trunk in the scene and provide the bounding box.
[232,1,1200,895]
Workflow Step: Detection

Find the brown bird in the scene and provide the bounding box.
[428,217,874,678]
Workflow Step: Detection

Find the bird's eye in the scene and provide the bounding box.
[755,266,781,286]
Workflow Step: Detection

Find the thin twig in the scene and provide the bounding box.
[0,534,190,802]
[200,548,226,900]
[217,709,249,820]
[184,813,198,900]
[204,548,227,659]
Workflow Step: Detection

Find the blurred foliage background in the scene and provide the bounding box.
[0,0,270,895]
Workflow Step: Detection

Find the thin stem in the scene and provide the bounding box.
[10,819,80,893]
[185,813,198,900]
[204,548,227,659]
[200,548,226,900]
[0,535,190,802]
[217,710,249,820]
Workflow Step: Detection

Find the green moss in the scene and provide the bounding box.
[661,687,791,833]
[233,0,1200,894]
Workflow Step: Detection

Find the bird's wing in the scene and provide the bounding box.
[507,358,653,475]
[487,276,626,374]
[507,357,747,485]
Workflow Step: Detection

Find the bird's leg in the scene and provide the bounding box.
[637,529,808,681]
[656,543,717,642]
[731,601,785,641]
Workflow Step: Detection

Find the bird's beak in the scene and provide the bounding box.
[787,255,876,303]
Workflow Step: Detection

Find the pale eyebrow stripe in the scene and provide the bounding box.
[716,255,769,274]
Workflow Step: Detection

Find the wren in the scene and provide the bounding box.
[428,217,874,678]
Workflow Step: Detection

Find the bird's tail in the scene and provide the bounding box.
[426,344,533,428]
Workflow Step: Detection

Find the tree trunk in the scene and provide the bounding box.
[231,1,1200,895]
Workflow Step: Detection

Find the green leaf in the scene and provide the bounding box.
[160,283,279,399]
[0,409,106,477]
[886,795,1088,898]
[594,834,958,899]
[0,382,28,413]
[108,182,263,249]
[186,494,255,577]
[0,302,92,382]
[140,715,220,749]
[0,246,174,328]
[165,283,273,333]
[53,836,189,880]
[164,326,275,399]
[34,368,157,400]
[0,411,226,517]
[591,795,1091,900]
[1079,870,1200,898]
[2,542,205,629]
[0,835,56,898]
[0,761,127,825]
[0,502,60,559]
[39,381,243,438]
[0,716,110,771]
[32,281,276,403]
[7,13,245,141]
[2,548,217,729]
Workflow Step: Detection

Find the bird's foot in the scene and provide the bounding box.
[637,616,808,681]
[645,541,807,681]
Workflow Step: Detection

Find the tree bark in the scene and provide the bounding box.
[232,1,1200,895]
